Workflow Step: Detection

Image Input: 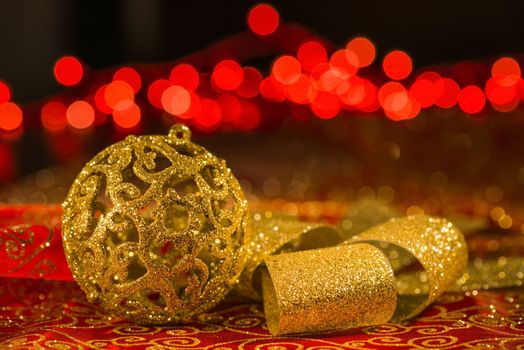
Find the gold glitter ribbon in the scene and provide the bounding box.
[251,215,468,335]
[236,213,344,300]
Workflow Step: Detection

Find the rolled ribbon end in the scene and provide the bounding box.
[261,215,468,336]
[262,243,397,336]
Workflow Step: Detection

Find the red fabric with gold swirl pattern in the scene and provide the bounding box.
[0,277,522,349]
[0,204,523,349]
[0,205,73,281]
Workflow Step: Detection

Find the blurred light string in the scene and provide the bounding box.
[0,3,523,179]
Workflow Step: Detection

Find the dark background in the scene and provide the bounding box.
[0,0,523,103]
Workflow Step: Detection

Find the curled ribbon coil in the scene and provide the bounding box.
[251,215,467,335]
[56,125,469,335]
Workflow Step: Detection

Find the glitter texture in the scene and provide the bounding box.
[262,243,397,335]
[261,215,468,335]
[350,215,468,320]
[61,124,250,324]
[236,213,343,300]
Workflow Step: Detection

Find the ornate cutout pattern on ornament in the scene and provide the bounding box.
[62,125,250,324]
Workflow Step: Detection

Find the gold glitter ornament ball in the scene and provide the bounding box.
[62,124,250,324]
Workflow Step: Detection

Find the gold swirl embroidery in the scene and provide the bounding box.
[0,225,34,260]
[1,273,523,349]
[29,259,56,277]
[407,335,459,348]
[0,225,55,275]
[43,339,84,350]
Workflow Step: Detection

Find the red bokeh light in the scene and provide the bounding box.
[104,80,134,109]
[435,78,460,108]
[458,85,486,114]
[260,76,287,102]
[410,79,436,108]
[310,91,340,119]
[179,92,202,120]
[297,41,328,72]
[492,95,519,113]
[237,101,261,131]
[212,60,244,91]
[317,68,348,94]
[340,76,366,106]
[272,55,301,85]
[247,3,280,36]
[485,78,518,105]
[410,73,444,108]
[94,85,113,114]
[287,74,314,104]
[382,50,412,80]
[0,102,23,131]
[329,49,358,77]
[356,79,379,112]
[384,91,407,112]
[170,63,200,91]
[217,94,242,124]
[194,98,221,131]
[309,62,329,81]
[8,30,520,136]
[378,81,420,120]
[378,82,406,106]
[236,67,262,98]
[41,101,67,132]
[113,67,142,93]
[0,81,11,104]
[66,101,95,129]
[148,79,172,109]
[346,37,376,68]
[401,99,420,120]
[161,85,190,116]
[54,56,84,86]
[492,57,521,87]
[113,102,141,129]
[384,93,420,121]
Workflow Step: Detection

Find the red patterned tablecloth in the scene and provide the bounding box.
[1,277,523,349]
[0,202,523,349]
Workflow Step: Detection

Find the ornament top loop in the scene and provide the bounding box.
[168,124,192,143]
